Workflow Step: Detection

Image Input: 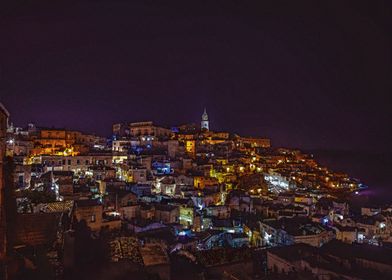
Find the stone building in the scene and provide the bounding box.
[0,103,9,261]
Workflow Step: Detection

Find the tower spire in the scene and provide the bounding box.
[201,108,209,131]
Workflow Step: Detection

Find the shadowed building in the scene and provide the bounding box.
[0,103,9,263]
[14,213,61,247]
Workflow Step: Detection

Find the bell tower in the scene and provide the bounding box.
[201,108,209,131]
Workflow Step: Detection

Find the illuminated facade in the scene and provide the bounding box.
[201,108,209,131]
[30,129,102,156]
[185,140,196,157]
[32,154,113,172]
[129,121,172,138]
[264,173,295,193]
[112,139,131,152]
[179,206,195,228]
[193,176,219,189]
[236,136,271,148]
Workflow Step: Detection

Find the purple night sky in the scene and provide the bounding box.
[1,1,391,153]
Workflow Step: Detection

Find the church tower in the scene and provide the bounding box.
[201,108,209,131]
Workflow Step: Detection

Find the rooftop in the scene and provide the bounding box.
[263,217,326,236]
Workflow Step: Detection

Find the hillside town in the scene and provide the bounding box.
[1,104,391,280]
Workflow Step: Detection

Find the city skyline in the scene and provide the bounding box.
[2,104,391,153]
[1,2,392,279]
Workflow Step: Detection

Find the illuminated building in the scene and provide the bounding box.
[201,108,209,131]
[152,161,172,175]
[235,136,271,148]
[154,204,179,224]
[177,133,194,141]
[112,122,129,137]
[176,123,198,134]
[185,140,195,157]
[179,205,195,228]
[33,154,113,172]
[200,131,230,146]
[41,170,73,201]
[264,173,295,193]
[193,176,219,189]
[129,121,172,138]
[29,128,103,156]
[333,224,363,244]
[112,139,132,152]
[31,129,70,155]
[205,205,230,219]
[128,168,147,183]
[260,217,331,247]
[6,137,33,156]
[154,176,177,196]
[238,173,268,194]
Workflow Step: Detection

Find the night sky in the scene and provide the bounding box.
[1,1,391,152]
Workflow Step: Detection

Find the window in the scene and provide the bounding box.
[68,160,71,165]
[91,215,96,222]
[77,160,80,164]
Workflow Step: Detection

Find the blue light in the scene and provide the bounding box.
[177,229,191,237]
[152,161,172,175]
